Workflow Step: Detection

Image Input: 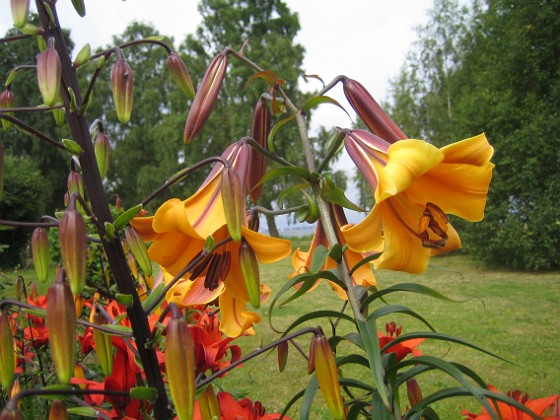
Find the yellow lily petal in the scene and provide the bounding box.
[218,289,260,338]
[440,133,494,166]
[152,198,202,239]
[340,207,384,254]
[130,216,158,241]
[242,227,292,263]
[162,269,224,307]
[147,232,205,277]
[185,175,227,238]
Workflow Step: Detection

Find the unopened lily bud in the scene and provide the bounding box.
[165,305,195,420]
[199,385,220,420]
[0,407,24,420]
[31,228,50,283]
[92,308,113,377]
[46,270,77,383]
[183,52,228,143]
[0,143,4,202]
[37,38,62,107]
[343,78,406,143]
[311,333,344,420]
[10,0,29,29]
[74,294,84,318]
[67,171,84,201]
[248,98,271,203]
[221,167,244,242]
[167,52,195,100]
[94,132,110,180]
[125,226,152,277]
[70,0,86,17]
[73,363,86,389]
[0,310,15,390]
[9,379,20,404]
[406,378,423,407]
[277,341,288,373]
[48,400,68,420]
[0,88,16,131]
[239,241,260,309]
[111,53,134,124]
[52,102,65,126]
[59,200,87,296]
[73,43,91,68]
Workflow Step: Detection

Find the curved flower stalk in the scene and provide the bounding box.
[341,129,494,274]
[291,203,377,299]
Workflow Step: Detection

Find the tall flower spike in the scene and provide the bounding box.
[0,309,15,390]
[183,52,228,143]
[36,38,62,107]
[46,270,77,384]
[31,228,50,283]
[59,198,87,295]
[248,98,271,203]
[311,333,344,420]
[10,0,29,29]
[111,49,134,124]
[0,88,16,131]
[167,52,195,100]
[165,304,195,420]
[343,78,406,143]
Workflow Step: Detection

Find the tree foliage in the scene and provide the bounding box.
[387,0,560,270]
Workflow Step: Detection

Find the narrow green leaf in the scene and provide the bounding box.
[300,376,319,420]
[310,244,328,273]
[367,304,437,332]
[346,400,371,420]
[321,185,364,211]
[284,310,355,335]
[141,282,166,313]
[37,384,73,400]
[267,114,296,152]
[130,386,157,401]
[259,165,310,185]
[115,293,133,307]
[339,378,375,392]
[101,324,133,336]
[67,407,98,417]
[62,139,83,155]
[113,204,143,230]
[301,95,349,116]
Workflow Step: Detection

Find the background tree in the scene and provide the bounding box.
[386,0,560,270]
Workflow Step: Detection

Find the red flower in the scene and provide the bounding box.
[378,322,423,362]
[194,391,290,419]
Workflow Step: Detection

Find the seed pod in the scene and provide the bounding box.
[248,98,271,203]
[221,167,244,242]
[0,88,16,131]
[0,310,15,390]
[10,0,29,29]
[239,241,260,309]
[311,333,344,420]
[165,305,195,420]
[36,38,62,107]
[343,78,406,143]
[48,400,68,420]
[94,132,110,180]
[111,51,134,124]
[31,228,50,283]
[198,385,220,420]
[125,226,152,277]
[167,52,195,99]
[46,271,77,384]
[59,200,87,296]
[183,52,228,143]
[92,308,113,377]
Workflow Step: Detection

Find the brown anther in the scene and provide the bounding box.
[189,250,213,281]
[204,254,222,291]
[419,202,449,248]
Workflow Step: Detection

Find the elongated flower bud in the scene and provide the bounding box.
[248,98,271,203]
[67,171,84,202]
[0,408,24,420]
[199,385,220,420]
[165,305,195,420]
[10,0,29,29]
[92,308,113,377]
[0,310,15,390]
[277,341,288,373]
[94,132,110,180]
[239,241,260,309]
[221,167,244,242]
[0,143,4,202]
[70,0,86,17]
[311,333,344,420]
[125,226,152,277]
[167,52,195,99]
[37,38,62,107]
[111,53,134,124]
[46,271,77,383]
[73,43,91,68]
[183,52,228,143]
[343,78,406,143]
[59,200,87,296]
[31,228,50,283]
[406,378,423,407]
[48,400,68,420]
[0,88,15,131]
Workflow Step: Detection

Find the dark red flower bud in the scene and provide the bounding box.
[111,52,134,124]
[59,200,87,295]
[183,52,228,143]
[248,98,271,203]
[406,378,423,407]
[167,52,195,100]
[343,78,406,143]
[37,38,62,107]
[46,270,77,383]
[0,88,16,131]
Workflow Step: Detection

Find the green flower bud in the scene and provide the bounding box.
[59,200,87,296]
[111,53,134,124]
[125,226,152,277]
[0,143,4,202]
[46,271,77,384]
[92,308,113,377]
[73,43,91,68]
[36,38,62,107]
[0,89,16,131]
[199,385,220,420]
[94,132,110,180]
[311,333,344,420]
[70,0,86,17]
[165,305,195,420]
[183,52,227,143]
[221,167,243,242]
[10,0,29,29]
[31,227,50,283]
[167,52,195,100]
[239,241,261,309]
[48,400,68,420]
[0,310,15,390]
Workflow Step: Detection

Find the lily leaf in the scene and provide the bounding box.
[245,70,285,89]
[267,114,296,152]
[301,95,349,117]
[300,375,319,420]
[113,203,143,230]
[141,282,166,313]
[367,304,437,332]
[283,310,355,335]
[321,183,364,212]
[67,407,98,417]
[259,166,310,185]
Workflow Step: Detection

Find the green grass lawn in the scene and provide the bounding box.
[216,251,560,418]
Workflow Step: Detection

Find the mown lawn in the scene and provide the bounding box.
[216,249,560,418]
